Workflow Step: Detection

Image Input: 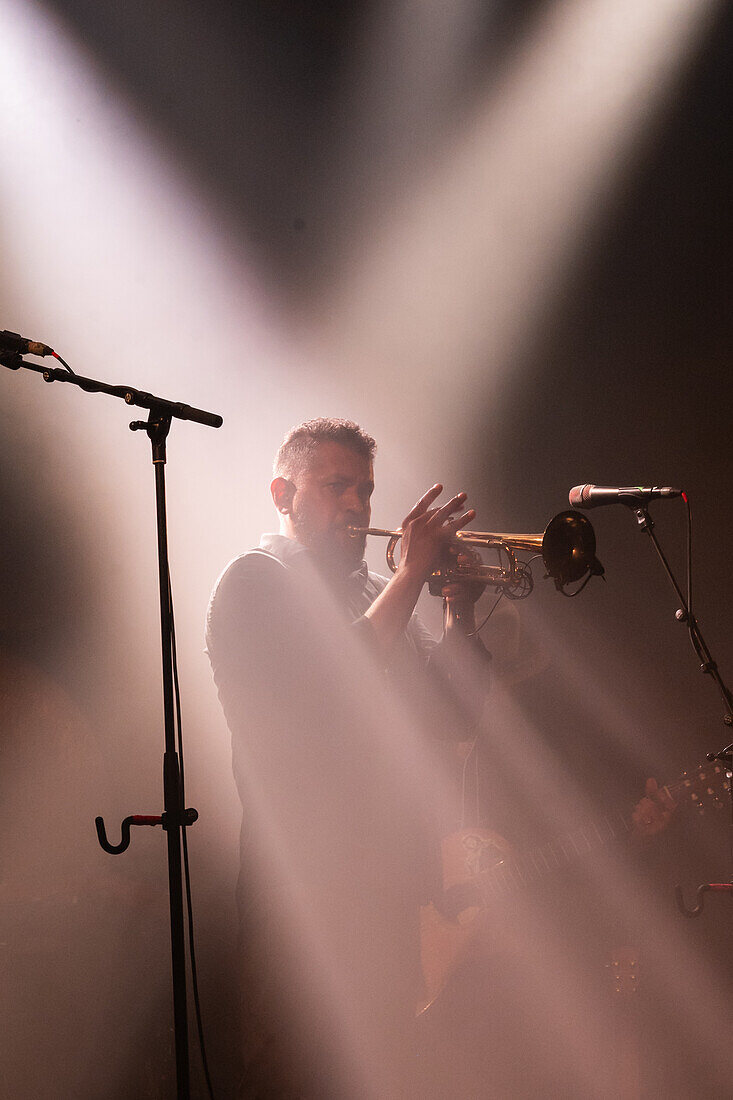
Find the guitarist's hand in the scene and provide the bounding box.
[631,777,677,840]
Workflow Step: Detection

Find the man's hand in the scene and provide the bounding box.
[364,484,476,653]
[441,548,488,606]
[398,484,475,584]
[631,777,677,840]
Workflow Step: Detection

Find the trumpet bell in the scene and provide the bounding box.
[542,509,603,588]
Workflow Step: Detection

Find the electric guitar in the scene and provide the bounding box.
[418,761,729,1015]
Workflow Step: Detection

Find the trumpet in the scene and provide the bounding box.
[347,510,603,598]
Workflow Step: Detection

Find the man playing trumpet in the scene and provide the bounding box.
[206,417,492,1098]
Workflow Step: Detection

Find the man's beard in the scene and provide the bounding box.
[291,509,366,574]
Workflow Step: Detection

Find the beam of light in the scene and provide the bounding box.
[1,0,728,1095]
[0,6,502,1095]
[299,0,720,495]
[0,1,342,1093]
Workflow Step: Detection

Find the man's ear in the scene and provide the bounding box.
[271,477,295,515]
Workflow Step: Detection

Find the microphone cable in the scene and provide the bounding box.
[169,570,217,1100]
[559,569,597,598]
[51,350,75,375]
[467,589,504,638]
[680,493,709,679]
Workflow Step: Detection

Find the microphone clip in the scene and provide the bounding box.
[0,351,23,371]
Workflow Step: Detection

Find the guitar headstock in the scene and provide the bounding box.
[672,762,730,814]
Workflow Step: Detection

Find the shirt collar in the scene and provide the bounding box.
[259,532,311,566]
[259,533,369,598]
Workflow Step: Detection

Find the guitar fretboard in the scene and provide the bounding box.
[441,765,727,916]
[474,808,633,905]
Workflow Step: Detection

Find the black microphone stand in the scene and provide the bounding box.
[630,506,733,720]
[1,349,222,1098]
[628,504,733,920]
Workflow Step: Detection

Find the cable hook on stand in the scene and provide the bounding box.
[675,881,733,919]
[95,808,198,855]
[673,744,733,917]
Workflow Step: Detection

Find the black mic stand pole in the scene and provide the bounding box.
[630,505,733,721]
[137,408,192,1098]
[629,504,733,921]
[1,350,222,1098]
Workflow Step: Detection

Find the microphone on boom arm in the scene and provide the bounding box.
[0,329,54,357]
[569,484,683,510]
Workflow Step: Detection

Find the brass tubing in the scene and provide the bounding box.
[346,526,545,551]
[347,510,601,591]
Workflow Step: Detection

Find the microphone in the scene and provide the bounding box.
[0,329,54,357]
[569,484,683,509]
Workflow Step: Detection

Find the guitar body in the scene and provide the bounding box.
[418,827,514,1015]
[418,760,728,1017]
[605,946,642,1099]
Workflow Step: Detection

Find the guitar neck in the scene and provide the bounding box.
[451,763,727,912]
[478,807,633,903]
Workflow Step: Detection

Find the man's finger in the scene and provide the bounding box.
[427,492,468,526]
[447,508,476,532]
[403,484,443,524]
[645,776,677,810]
[411,507,440,527]
[656,785,677,811]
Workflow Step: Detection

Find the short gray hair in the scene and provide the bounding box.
[273,418,376,479]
